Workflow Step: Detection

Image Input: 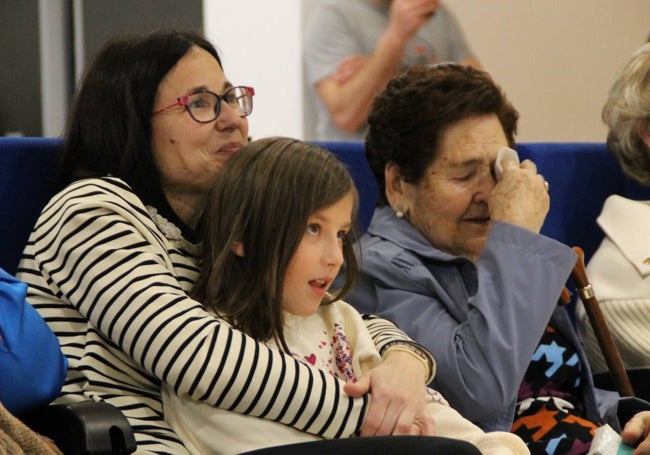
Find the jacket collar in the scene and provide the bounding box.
[365,205,472,265]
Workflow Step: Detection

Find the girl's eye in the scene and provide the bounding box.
[306,224,320,235]
[337,230,348,240]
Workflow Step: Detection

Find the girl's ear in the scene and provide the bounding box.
[232,241,244,257]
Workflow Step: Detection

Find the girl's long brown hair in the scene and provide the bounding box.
[192,137,359,353]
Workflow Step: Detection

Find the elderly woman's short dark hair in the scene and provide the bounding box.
[365,64,519,205]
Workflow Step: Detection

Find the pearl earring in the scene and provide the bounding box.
[396,209,404,219]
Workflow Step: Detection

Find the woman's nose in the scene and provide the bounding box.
[214,100,245,130]
[475,168,497,201]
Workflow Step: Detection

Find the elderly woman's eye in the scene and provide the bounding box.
[456,172,474,182]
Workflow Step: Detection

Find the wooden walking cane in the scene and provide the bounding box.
[570,246,635,397]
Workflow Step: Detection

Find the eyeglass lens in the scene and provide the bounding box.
[187,87,252,122]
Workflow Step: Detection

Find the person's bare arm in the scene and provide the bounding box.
[316,0,439,133]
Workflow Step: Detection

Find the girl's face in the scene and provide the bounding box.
[282,191,354,317]
[151,45,249,224]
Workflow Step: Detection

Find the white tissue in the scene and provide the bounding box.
[495,146,519,181]
[586,424,627,455]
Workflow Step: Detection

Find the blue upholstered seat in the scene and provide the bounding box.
[0,137,62,275]
[5,138,650,271]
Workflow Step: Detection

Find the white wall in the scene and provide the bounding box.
[39,0,71,137]
[206,0,650,143]
[203,1,303,141]
[448,1,650,142]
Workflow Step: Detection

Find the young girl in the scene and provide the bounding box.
[162,137,530,455]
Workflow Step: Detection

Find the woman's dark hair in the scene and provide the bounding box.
[365,63,519,205]
[59,30,222,206]
[192,137,359,352]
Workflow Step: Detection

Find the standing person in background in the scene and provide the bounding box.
[171,136,529,455]
[303,0,481,142]
[16,30,439,454]
[577,42,650,374]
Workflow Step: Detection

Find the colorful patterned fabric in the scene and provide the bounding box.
[512,324,599,454]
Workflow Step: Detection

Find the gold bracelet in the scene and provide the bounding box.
[384,342,435,383]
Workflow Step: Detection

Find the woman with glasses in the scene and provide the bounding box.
[16,30,444,454]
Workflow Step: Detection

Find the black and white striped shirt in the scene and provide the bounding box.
[17,177,412,454]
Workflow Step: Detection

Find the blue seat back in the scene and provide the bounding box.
[5,138,650,276]
[0,137,62,275]
[314,142,379,233]
[518,142,650,262]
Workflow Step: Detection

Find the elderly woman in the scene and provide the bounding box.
[577,42,650,374]
[16,30,441,454]
[346,63,650,454]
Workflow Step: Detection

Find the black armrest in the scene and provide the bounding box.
[23,401,136,455]
[240,435,482,455]
[593,367,650,402]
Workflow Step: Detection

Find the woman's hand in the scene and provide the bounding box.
[387,0,440,42]
[344,350,435,436]
[621,411,650,454]
[490,156,549,233]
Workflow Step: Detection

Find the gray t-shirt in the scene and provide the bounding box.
[304,0,476,141]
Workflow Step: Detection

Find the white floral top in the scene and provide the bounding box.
[283,303,374,384]
[163,300,454,454]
